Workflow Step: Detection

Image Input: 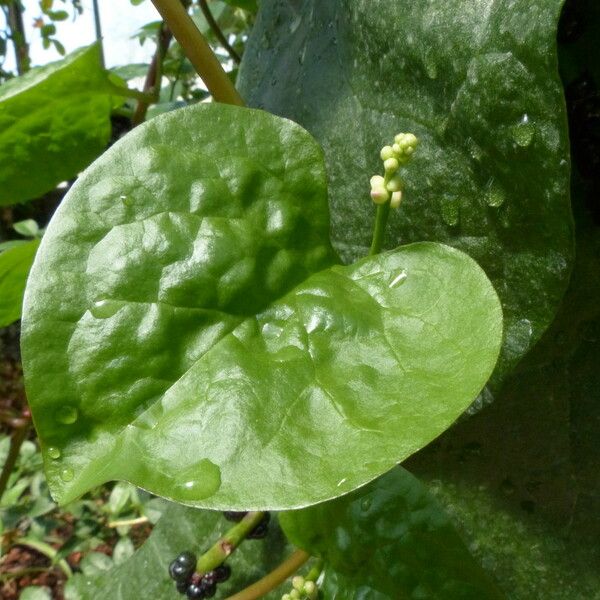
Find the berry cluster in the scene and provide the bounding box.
[369,133,418,208]
[222,511,271,538]
[169,551,231,599]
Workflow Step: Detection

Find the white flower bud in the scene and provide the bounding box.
[292,576,305,592]
[370,175,385,189]
[404,133,418,147]
[290,590,301,600]
[380,145,395,161]
[304,581,317,596]
[390,191,403,208]
[392,143,401,155]
[384,157,399,174]
[371,188,390,204]
[394,133,406,144]
[386,175,403,192]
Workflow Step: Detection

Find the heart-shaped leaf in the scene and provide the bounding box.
[0,45,115,205]
[238,0,573,387]
[280,467,504,599]
[22,103,502,509]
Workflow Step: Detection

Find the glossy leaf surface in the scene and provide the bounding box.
[22,103,502,510]
[239,0,573,386]
[66,503,293,600]
[280,468,504,599]
[0,239,39,328]
[0,45,113,205]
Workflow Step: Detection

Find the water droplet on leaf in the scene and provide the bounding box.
[484,181,505,208]
[91,299,124,319]
[48,447,61,460]
[388,271,408,289]
[176,459,221,501]
[60,467,74,482]
[440,197,460,226]
[511,114,535,147]
[56,406,78,425]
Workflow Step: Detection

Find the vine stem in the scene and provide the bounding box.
[91,0,105,68]
[0,418,29,500]
[368,202,391,256]
[224,550,311,600]
[132,23,173,126]
[196,512,265,573]
[150,0,244,106]
[199,0,241,64]
[7,0,29,74]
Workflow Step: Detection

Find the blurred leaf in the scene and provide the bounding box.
[20,587,52,600]
[13,219,40,238]
[80,552,114,576]
[0,45,113,205]
[113,537,134,565]
[0,239,39,327]
[222,0,257,13]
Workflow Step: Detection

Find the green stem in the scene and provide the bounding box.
[368,202,391,256]
[199,0,241,64]
[150,0,244,105]
[224,550,311,600]
[0,419,29,500]
[196,512,265,573]
[14,538,73,578]
[304,558,324,582]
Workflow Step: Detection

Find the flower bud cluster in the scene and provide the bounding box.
[281,575,318,600]
[369,132,418,208]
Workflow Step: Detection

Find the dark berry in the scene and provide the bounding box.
[176,580,189,594]
[186,583,206,599]
[223,511,247,522]
[176,551,197,568]
[203,571,217,586]
[170,560,193,581]
[247,521,268,539]
[214,564,231,583]
[248,512,271,539]
[200,582,216,598]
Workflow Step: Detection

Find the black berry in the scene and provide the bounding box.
[176,580,189,594]
[223,511,247,522]
[200,582,216,598]
[170,560,193,581]
[186,583,206,599]
[248,512,271,539]
[214,564,231,583]
[176,551,197,569]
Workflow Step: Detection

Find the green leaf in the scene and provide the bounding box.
[13,219,40,238]
[238,0,573,386]
[65,503,294,600]
[20,587,52,600]
[22,102,502,510]
[112,537,135,565]
[280,468,504,599]
[80,551,114,576]
[0,44,113,205]
[0,239,39,328]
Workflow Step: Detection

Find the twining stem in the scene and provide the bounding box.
[7,1,29,74]
[195,511,265,573]
[91,0,105,68]
[199,0,241,64]
[15,538,73,578]
[369,202,391,256]
[132,23,173,126]
[150,0,244,106]
[224,550,311,600]
[0,418,29,500]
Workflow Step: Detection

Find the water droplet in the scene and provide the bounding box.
[176,459,221,501]
[484,181,505,208]
[60,467,74,482]
[360,497,372,511]
[511,114,535,147]
[120,194,133,206]
[440,197,460,226]
[90,299,125,319]
[56,406,78,425]
[388,271,408,289]
[48,447,61,460]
